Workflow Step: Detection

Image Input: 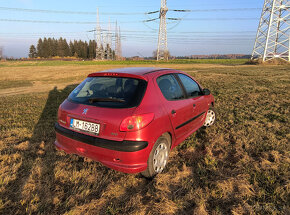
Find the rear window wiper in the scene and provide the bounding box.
[88,97,125,103]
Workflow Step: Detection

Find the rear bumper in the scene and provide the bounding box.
[55,123,148,152]
[54,123,148,173]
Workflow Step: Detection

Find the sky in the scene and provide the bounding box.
[0,0,264,58]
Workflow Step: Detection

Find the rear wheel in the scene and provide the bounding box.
[141,134,170,178]
[203,107,216,127]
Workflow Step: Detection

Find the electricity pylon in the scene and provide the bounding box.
[96,8,104,60]
[157,0,169,61]
[115,21,122,60]
[115,21,119,60]
[252,0,290,62]
[118,26,122,59]
[106,18,112,60]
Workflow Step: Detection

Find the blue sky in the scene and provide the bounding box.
[0,0,264,58]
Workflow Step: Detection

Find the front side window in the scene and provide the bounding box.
[178,74,202,98]
[68,77,147,108]
[157,74,184,101]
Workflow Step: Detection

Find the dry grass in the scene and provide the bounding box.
[248,58,290,65]
[0,62,289,214]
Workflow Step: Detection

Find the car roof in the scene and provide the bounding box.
[90,67,175,76]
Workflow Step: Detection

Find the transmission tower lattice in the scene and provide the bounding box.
[115,22,122,60]
[106,18,112,60]
[96,8,104,60]
[252,0,290,62]
[157,0,168,61]
[118,26,122,59]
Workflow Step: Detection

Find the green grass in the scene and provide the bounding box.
[0,63,289,214]
[0,59,249,67]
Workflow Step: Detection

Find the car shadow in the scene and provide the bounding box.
[1,85,76,213]
[18,85,126,214]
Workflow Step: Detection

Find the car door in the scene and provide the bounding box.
[156,74,193,141]
[176,73,208,130]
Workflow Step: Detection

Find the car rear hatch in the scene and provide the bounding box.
[57,73,147,141]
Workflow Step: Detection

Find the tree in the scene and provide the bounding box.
[164,50,171,60]
[47,38,53,57]
[29,45,37,58]
[73,40,79,58]
[57,37,64,57]
[152,49,171,60]
[52,38,58,57]
[152,50,157,59]
[37,38,43,58]
[69,41,75,57]
[30,37,112,60]
[88,40,96,59]
[81,41,89,59]
[42,37,50,58]
[63,39,70,57]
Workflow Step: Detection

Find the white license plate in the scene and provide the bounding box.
[70,118,100,134]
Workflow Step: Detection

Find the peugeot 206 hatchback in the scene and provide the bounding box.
[54,67,216,177]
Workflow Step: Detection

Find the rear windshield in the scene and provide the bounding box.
[68,77,147,108]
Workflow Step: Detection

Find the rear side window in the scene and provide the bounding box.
[177,74,202,98]
[157,74,184,101]
[68,77,147,108]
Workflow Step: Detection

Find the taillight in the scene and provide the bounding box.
[57,107,62,119]
[120,113,154,132]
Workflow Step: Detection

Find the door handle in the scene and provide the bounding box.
[171,110,176,114]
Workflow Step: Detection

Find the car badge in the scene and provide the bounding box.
[82,108,88,115]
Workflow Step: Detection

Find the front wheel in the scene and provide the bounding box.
[141,135,170,178]
[203,107,216,127]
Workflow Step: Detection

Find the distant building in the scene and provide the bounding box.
[130,56,144,61]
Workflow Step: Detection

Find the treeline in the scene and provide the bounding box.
[29,37,114,59]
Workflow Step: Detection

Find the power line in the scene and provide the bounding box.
[0,29,257,36]
[169,8,262,12]
[145,17,259,22]
[169,18,259,21]
[0,31,256,38]
[0,19,139,24]
[0,6,144,15]
[0,18,259,25]
[0,6,262,15]
[0,34,256,39]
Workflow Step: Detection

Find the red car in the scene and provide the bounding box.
[55,67,216,177]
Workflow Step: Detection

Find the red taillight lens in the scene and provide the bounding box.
[120,113,155,132]
[57,107,62,119]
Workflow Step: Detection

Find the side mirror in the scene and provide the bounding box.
[203,89,211,95]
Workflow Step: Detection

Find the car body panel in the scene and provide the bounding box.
[54,67,215,174]
[58,99,136,141]
[55,133,148,173]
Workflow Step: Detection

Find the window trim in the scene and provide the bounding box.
[156,73,204,101]
[156,73,187,101]
[174,73,203,99]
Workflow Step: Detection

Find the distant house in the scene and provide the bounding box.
[130,56,144,61]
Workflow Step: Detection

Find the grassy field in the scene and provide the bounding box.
[0,61,289,214]
[0,59,248,67]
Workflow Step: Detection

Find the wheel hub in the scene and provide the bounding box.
[153,142,168,173]
[204,109,215,127]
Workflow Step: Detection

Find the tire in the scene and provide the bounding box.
[203,107,216,127]
[141,134,170,178]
